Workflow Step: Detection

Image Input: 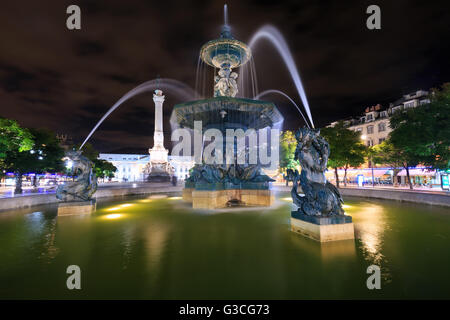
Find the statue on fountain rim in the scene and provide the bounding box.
[291,127,345,216]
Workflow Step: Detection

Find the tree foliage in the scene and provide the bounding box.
[370,140,404,186]
[279,130,299,170]
[0,118,33,161]
[389,83,450,170]
[320,121,367,187]
[94,159,117,179]
[1,126,64,193]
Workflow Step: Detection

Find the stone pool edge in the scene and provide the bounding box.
[338,187,450,208]
[0,185,183,212]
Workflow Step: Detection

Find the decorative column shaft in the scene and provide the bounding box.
[153,89,165,149]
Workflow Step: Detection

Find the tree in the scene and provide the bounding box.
[321,122,367,187]
[2,127,64,193]
[370,140,404,186]
[389,83,450,183]
[416,83,450,169]
[94,159,117,181]
[279,130,299,171]
[389,97,438,189]
[0,118,34,176]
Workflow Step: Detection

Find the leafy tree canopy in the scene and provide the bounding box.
[389,83,450,170]
[320,121,367,170]
[279,130,299,170]
[0,118,33,160]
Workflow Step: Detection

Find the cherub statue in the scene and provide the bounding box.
[214,68,239,97]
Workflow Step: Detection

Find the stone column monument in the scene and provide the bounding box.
[145,90,173,182]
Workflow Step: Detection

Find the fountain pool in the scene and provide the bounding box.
[0,194,449,299]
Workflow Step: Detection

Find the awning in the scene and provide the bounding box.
[326,169,389,178]
[398,168,436,177]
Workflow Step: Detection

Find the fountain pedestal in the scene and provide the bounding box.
[184,188,274,209]
[290,212,354,242]
[58,200,96,216]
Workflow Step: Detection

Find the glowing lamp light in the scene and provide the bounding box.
[361,135,367,140]
[281,197,293,202]
[66,160,73,169]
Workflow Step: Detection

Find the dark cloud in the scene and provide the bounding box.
[0,0,449,152]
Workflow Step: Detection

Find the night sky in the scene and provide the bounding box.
[0,0,449,153]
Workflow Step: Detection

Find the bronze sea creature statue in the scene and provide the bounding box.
[56,150,97,202]
[291,127,344,216]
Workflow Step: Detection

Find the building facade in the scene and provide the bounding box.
[330,90,430,146]
[326,89,443,188]
[98,153,195,182]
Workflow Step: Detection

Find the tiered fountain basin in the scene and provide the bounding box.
[170,96,283,130]
[171,96,283,209]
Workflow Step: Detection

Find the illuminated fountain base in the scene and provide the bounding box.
[290,212,354,242]
[183,188,274,209]
[57,199,96,216]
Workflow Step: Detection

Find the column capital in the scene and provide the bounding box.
[153,90,165,103]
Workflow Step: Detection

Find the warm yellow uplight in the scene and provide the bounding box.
[139,199,152,203]
[104,213,123,219]
[342,204,352,209]
[361,134,367,140]
[281,197,293,202]
[106,206,121,211]
[120,203,133,208]
[168,197,182,200]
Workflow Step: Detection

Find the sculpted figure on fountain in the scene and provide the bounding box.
[214,68,239,97]
[291,127,345,216]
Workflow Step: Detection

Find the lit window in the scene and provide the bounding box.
[404,101,415,108]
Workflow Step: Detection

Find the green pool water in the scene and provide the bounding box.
[0,194,449,299]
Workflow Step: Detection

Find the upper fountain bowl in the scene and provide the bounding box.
[200,26,251,69]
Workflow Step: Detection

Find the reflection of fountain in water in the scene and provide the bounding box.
[248,25,315,128]
[255,89,310,128]
[80,78,197,149]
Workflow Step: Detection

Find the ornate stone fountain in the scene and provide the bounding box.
[170,11,283,209]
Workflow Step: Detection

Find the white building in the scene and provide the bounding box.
[98,153,194,182]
